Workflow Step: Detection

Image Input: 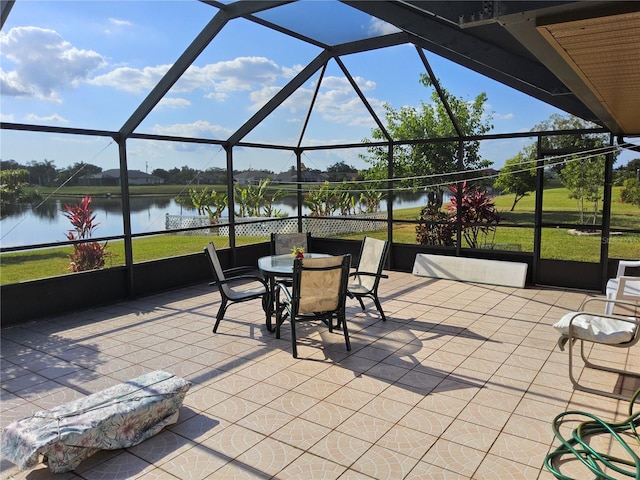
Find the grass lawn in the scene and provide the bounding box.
[2,186,639,284]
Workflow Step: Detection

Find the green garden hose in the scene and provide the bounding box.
[544,389,640,479]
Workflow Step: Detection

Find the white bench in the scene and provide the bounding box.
[412,253,528,288]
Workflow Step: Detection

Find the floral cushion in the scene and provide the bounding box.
[0,370,191,473]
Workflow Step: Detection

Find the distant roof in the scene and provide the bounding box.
[89,169,156,179]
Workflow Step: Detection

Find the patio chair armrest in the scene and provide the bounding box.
[580,296,639,311]
[211,275,268,289]
[223,266,263,277]
[349,271,389,279]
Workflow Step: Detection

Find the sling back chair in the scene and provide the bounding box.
[270,232,311,256]
[606,260,640,314]
[275,254,351,358]
[553,294,640,400]
[204,242,269,333]
[347,236,390,321]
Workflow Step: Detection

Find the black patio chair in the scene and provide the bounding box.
[270,232,311,256]
[347,236,390,321]
[204,242,269,333]
[275,254,351,358]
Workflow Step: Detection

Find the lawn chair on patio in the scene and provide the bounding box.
[271,232,311,256]
[553,295,640,400]
[606,259,640,314]
[276,254,351,358]
[204,242,269,333]
[347,236,390,321]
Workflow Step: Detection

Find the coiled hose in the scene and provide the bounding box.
[544,389,640,479]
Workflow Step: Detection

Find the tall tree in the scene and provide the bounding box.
[614,158,640,186]
[362,74,493,207]
[27,159,57,186]
[56,162,103,186]
[535,114,617,225]
[494,148,538,211]
[560,155,605,225]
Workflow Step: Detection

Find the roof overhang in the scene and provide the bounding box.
[344,1,640,136]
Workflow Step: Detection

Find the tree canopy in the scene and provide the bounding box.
[493,147,538,211]
[362,74,493,206]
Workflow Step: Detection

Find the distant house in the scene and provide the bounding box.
[273,170,329,183]
[194,172,220,184]
[234,170,271,185]
[79,169,164,186]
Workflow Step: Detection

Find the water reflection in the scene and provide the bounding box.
[1,192,432,248]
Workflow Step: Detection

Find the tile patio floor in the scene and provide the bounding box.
[2,271,639,479]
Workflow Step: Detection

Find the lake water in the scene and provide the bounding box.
[0,192,435,248]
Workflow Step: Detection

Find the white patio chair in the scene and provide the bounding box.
[606,260,640,314]
[553,296,640,400]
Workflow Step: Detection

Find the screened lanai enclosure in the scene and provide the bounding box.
[1,1,639,324]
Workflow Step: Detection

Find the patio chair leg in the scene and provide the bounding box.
[275,305,287,340]
[213,300,228,333]
[373,297,386,321]
[291,321,298,358]
[263,294,274,332]
[341,315,351,351]
[357,297,366,311]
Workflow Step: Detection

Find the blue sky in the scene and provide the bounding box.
[1,1,633,174]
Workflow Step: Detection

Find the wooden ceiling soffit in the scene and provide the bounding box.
[537,10,640,135]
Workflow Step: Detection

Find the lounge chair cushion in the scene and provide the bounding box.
[1,371,190,473]
[553,312,636,345]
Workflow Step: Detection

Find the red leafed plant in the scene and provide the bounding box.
[447,181,503,249]
[63,196,110,272]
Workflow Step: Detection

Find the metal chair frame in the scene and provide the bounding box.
[558,296,640,400]
[275,254,351,358]
[347,236,390,321]
[204,242,269,333]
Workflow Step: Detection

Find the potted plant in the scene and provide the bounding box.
[291,246,304,259]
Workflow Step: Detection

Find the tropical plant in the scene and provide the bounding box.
[63,196,111,272]
[358,184,383,214]
[303,181,340,216]
[234,178,284,217]
[415,203,456,246]
[447,181,503,249]
[176,187,227,223]
[0,168,40,216]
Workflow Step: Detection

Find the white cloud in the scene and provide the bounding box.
[89,64,171,94]
[178,56,283,93]
[158,97,191,109]
[204,91,228,102]
[368,18,402,36]
[0,112,15,122]
[25,113,69,124]
[321,75,376,93]
[89,56,285,99]
[249,85,285,111]
[0,26,106,102]
[249,74,381,129]
[108,18,133,28]
[152,120,232,138]
[494,112,514,120]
